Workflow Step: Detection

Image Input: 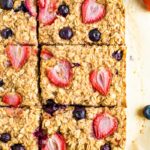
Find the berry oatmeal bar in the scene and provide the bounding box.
[0,0,37,45]
[38,0,125,45]
[42,105,126,150]
[40,45,126,106]
[0,45,40,107]
[0,107,40,150]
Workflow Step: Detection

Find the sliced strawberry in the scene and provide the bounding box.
[41,50,53,60]
[25,0,37,17]
[90,68,112,96]
[93,112,118,139]
[143,0,150,10]
[46,60,73,87]
[42,133,66,150]
[81,0,105,24]
[38,0,46,8]
[5,45,31,71]
[38,0,57,25]
[2,93,22,107]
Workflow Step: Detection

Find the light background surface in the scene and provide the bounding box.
[125,0,150,149]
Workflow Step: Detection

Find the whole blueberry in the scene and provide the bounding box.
[59,27,73,40]
[1,28,13,39]
[89,28,101,42]
[112,50,123,61]
[0,133,11,143]
[11,144,25,150]
[100,143,111,150]
[14,1,28,13]
[58,4,70,17]
[73,106,86,120]
[0,79,4,87]
[143,105,150,120]
[43,99,65,115]
[0,0,14,10]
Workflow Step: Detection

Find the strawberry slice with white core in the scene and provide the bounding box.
[2,93,22,107]
[5,45,30,71]
[93,112,118,139]
[25,0,37,17]
[90,68,112,96]
[42,133,66,150]
[41,50,53,60]
[46,60,73,87]
[82,0,105,24]
[38,0,57,25]
[38,0,46,8]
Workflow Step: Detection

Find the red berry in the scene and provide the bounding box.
[46,59,73,87]
[90,68,112,96]
[5,45,31,71]
[42,133,66,150]
[2,93,22,107]
[25,0,37,17]
[82,0,105,24]
[93,112,118,139]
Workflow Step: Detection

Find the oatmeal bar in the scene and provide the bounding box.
[38,0,125,45]
[0,0,37,45]
[42,106,126,150]
[0,45,40,107]
[40,45,126,106]
[0,107,40,150]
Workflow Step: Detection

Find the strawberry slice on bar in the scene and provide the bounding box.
[38,0,46,8]
[41,50,53,60]
[25,0,37,17]
[90,68,112,96]
[82,0,105,24]
[38,0,57,25]
[93,112,118,139]
[5,45,31,71]
[2,93,22,107]
[42,133,66,150]
[46,59,73,87]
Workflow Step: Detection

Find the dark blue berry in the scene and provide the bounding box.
[11,144,25,150]
[0,133,11,143]
[89,28,101,42]
[100,143,111,150]
[73,106,86,120]
[58,4,69,17]
[1,28,13,39]
[143,105,150,120]
[0,79,4,87]
[112,50,123,61]
[14,1,28,13]
[59,27,73,40]
[0,0,13,10]
[43,99,65,115]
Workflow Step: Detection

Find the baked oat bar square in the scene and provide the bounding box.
[40,45,126,106]
[0,0,37,45]
[42,106,126,150]
[38,0,125,45]
[0,45,40,107]
[0,107,40,150]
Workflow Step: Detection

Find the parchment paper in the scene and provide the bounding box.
[125,0,150,149]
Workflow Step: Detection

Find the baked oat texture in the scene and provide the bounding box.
[0,45,40,107]
[0,107,40,150]
[39,0,125,45]
[40,45,126,106]
[42,107,126,150]
[0,10,37,45]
